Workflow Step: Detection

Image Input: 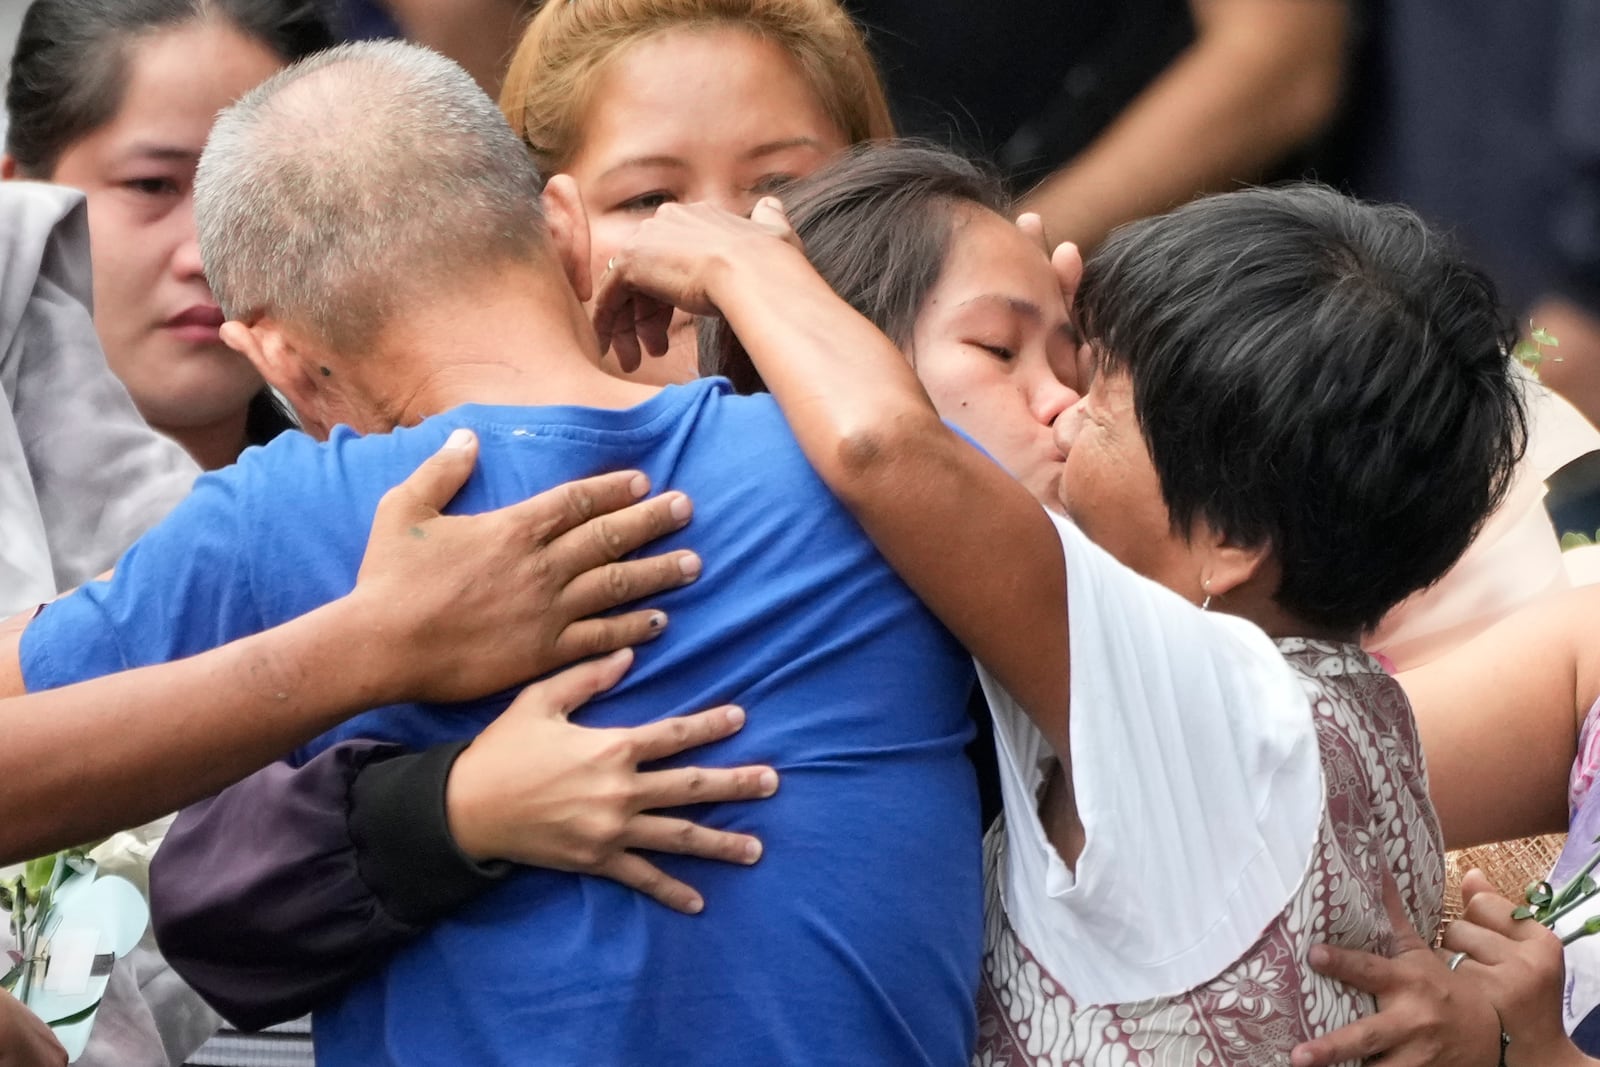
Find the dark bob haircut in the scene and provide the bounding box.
[700,140,1007,392]
[6,0,335,177]
[1077,183,1529,633]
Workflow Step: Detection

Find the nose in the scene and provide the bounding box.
[1054,394,1088,455]
[1032,372,1081,437]
[169,194,207,284]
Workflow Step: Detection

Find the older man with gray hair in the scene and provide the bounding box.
[4,40,983,1067]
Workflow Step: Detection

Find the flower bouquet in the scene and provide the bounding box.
[1513,836,1600,946]
[0,848,149,1062]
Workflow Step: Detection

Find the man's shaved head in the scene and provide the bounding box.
[196,40,548,352]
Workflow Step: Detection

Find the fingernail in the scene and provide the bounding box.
[629,473,650,498]
[744,839,763,864]
[648,611,667,630]
[758,769,778,794]
[723,706,745,728]
[685,896,704,915]
[1307,945,1328,967]
[678,553,701,579]
[669,493,692,521]
[444,428,474,451]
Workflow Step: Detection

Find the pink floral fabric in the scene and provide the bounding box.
[1569,696,1600,819]
[975,639,1444,1067]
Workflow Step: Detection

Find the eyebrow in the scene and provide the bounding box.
[956,293,1080,343]
[745,136,827,160]
[596,138,828,183]
[120,143,200,165]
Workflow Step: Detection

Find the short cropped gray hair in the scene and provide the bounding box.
[196,40,547,352]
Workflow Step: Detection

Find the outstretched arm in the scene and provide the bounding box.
[1400,584,1600,850]
[0,433,702,861]
[595,202,1072,759]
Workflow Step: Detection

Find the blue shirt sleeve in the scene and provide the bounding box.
[19,452,262,693]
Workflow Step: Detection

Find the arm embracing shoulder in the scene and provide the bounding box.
[707,239,1072,757]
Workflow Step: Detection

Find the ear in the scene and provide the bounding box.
[222,317,319,425]
[540,173,593,302]
[1194,521,1271,602]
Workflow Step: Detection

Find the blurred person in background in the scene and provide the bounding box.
[2,0,334,470]
[847,0,1349,252]
[1329,1,1600,436]
[327,0,534,97]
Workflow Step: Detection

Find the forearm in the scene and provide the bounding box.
[0,593,407,863]
[151,741,500,1028]
[1021,0,1347,251]
[709,244,947,487]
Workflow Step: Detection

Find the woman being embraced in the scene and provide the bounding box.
[597,142,1527,1062]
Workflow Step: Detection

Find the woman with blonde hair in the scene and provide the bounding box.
[498,0,893,383]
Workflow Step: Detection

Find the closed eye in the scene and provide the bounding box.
[619,191,674,213]
[973,343,1015,361]
[751,173,799,196]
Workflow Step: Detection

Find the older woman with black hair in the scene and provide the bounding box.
[595,146,1527,1062]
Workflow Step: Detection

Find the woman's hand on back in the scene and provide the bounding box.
[350,429,703,706]
[445,648,778,915]
[592,198,803,371]
[1290,873,1502,1067]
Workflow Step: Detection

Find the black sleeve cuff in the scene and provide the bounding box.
[348,741,509,928]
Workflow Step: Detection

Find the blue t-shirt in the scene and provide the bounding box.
[22,379,981,1066]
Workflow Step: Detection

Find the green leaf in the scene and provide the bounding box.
[44,997,102,1028]
[1513,905,1538,921]
[1532,327,1561,347]
[21,855,55,897]
[1562,532,1595,550]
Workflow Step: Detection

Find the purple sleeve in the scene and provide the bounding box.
[150,739,505,1029]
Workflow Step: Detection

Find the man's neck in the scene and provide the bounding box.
[362,271,662,427]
